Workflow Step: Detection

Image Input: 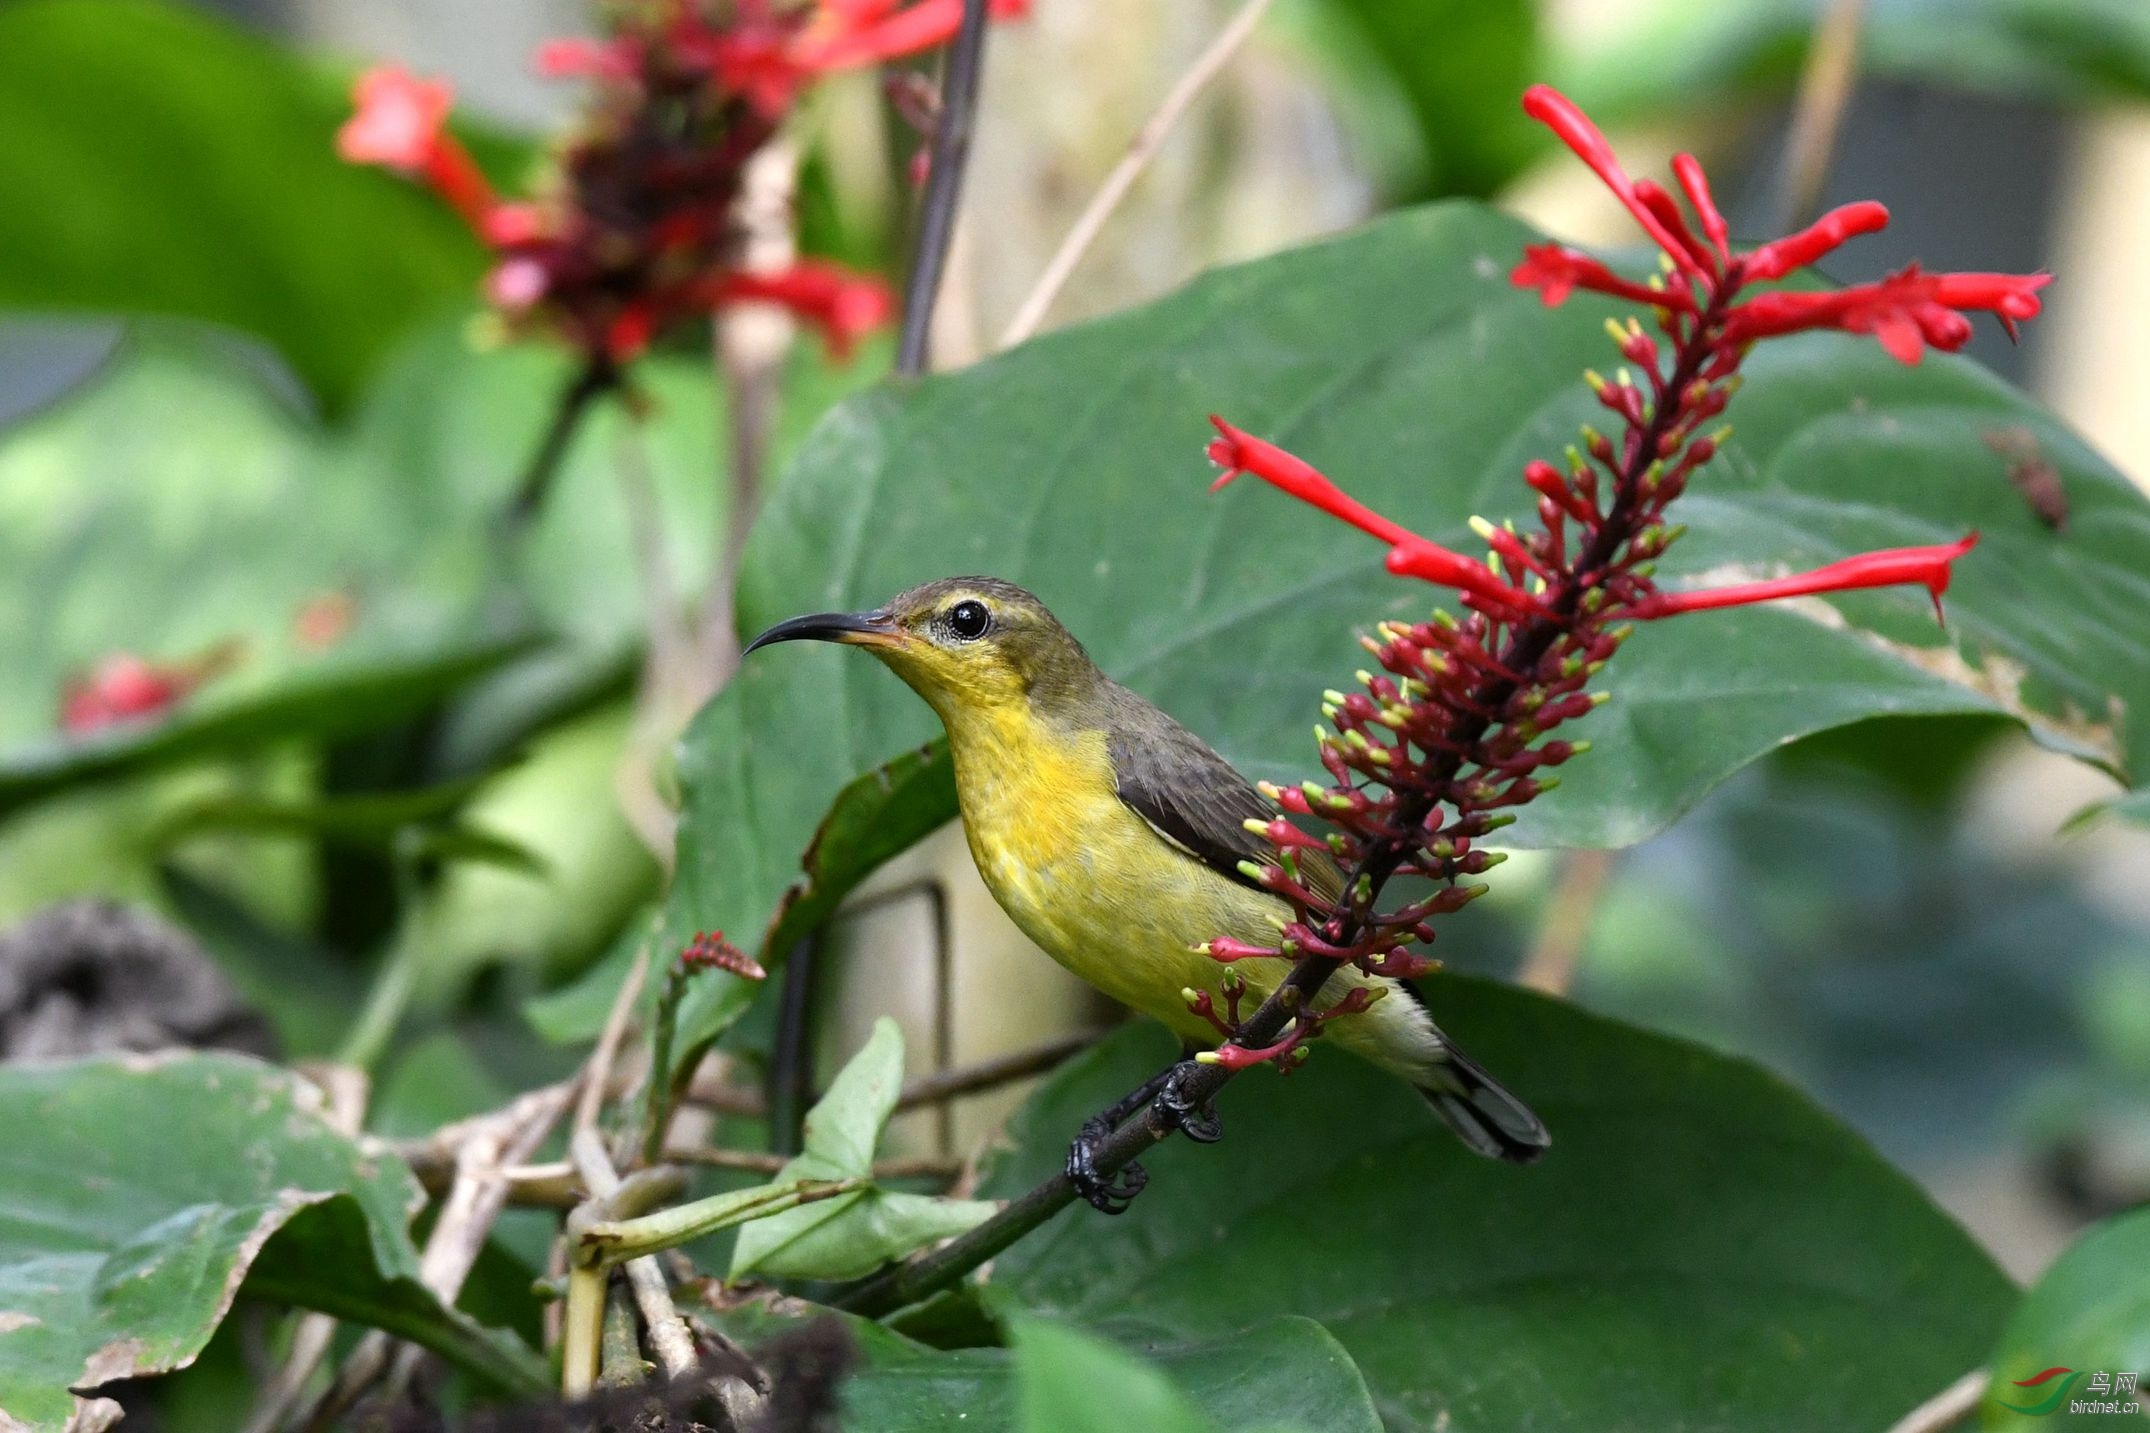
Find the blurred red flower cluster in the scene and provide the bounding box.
[338,0,1027,367]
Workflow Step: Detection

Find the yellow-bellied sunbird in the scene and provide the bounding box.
[746,576,1549,1193]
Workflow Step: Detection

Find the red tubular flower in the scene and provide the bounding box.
[796,0,1030,72]
[709,261,898,360]
[1629,535,1979,623]
[337,67,499,235]
[1744,201,1891,281]
[1512,243,1692,311]
[1206,417,1549,614]
[1670,153,1730,267]
[1725,266,2050,362]
[1521,84,1706,279]
[1517,84,2047,364]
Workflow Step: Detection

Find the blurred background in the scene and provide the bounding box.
[4,0,2147,1331]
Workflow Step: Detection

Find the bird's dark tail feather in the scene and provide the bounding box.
[1417,1045,1550,1164]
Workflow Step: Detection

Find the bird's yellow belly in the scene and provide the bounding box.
[945,714,1428,1074]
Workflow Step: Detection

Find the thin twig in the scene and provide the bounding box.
[670,1148,963,1180]
[310,1084,575,1425]
[663,1029,1106,1124]
[893,1027,1103,1112]
[569,1131,707,1391]
[998,0,1274,347]
[506,359,619,528]
[1517,849,1614,995]
[576,935,654,1139]
[896,0,991,375]
[1885,1370,1989,1433]
[1772,0,1869,233]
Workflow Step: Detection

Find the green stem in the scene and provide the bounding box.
[561,1264,606,1398]
[572,1177,860,1269]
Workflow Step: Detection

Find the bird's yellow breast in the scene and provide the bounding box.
[934,695,1443,1081]
[942,703,1283,1034]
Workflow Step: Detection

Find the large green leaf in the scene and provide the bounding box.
[1553,0,2150,127]
[666,201,2150,1018]
[1983,1206,2150,1426]
[0,325,528,816]
[0,0,523,411]
[971,977,2013,1432]
[732,1019,995,1282]
[0,1053,545,1430]
[707,1310,1380,1433]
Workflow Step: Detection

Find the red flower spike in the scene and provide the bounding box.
[341,2,1012,375]
[1193,86,2042,1092]
[1630,534,1978,624]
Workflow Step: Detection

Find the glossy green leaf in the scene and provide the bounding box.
[669,741,954,1076]
[1983,1207,2150,1426]
[731,1019,995,1282]
[972,977,2013,1432]
[0,0,528,410]
[1008,1315,1222,1433]
[1554,0,2150,127]
[0,1054,545,1430]
[713,1310,1380,1433]
[667,201,2150,1038]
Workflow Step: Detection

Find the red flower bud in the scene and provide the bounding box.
[681,930,767,980]
[1743,201,1891,281]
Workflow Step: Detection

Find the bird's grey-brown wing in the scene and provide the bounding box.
[1099,685,1344,906]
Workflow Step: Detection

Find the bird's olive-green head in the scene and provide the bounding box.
[743,576,1102,720]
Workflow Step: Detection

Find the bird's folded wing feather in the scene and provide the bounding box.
[1103,694,1344,907]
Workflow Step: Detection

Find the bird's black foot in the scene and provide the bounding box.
[1066,1115,1148,1214]
[1157,1062,1223,1144]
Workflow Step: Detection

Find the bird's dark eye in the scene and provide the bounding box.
[945,599,991,641]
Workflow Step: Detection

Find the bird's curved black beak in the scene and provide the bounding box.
[742,609,903,656]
